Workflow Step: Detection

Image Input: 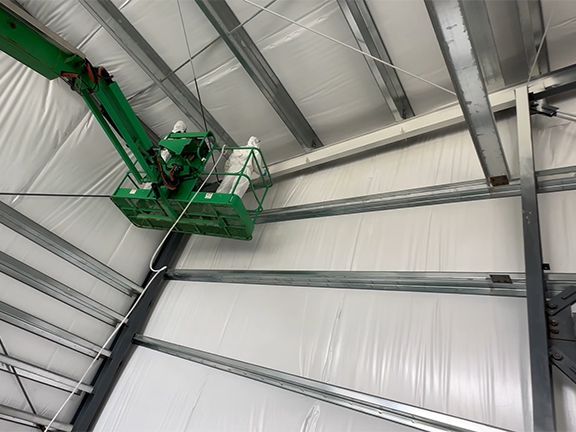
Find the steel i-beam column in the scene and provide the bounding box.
[516,85,556,431]
[425,0,510,186]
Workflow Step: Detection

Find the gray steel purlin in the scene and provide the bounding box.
[80,0,236,148]
[0,251,122,326]
[72,233,187,432]
[425,0,510,186]
[257,166,576,224]
[0,404,72,432]
[196,0,322,150]
[166,269,527,297]
[516,86,556,431]
[337,0,413,120]
[135,335,511,432]
[0,201,141,296]
[0,300,110,358]
[0,353,93,393]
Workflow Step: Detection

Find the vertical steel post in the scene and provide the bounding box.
[516,85,556,431]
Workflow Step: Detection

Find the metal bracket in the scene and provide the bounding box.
[546,287,576,384]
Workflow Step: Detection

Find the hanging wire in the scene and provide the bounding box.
[240,0,456,96]
[527,6,555,84]
[176,0,208,132]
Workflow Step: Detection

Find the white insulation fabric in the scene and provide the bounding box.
[98,94,576,431]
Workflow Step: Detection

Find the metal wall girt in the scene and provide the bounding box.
[195,0,323,149]
[79,0,237,148]
[0,404,72,432]
[257,165,576,224]
[167,269,529,297]
[135,335,510,432]
[516,0,549,78]
[516,86,556,431]
[72,233,187,432]
[0,202,141,296]
[336,0,413,120]
[425,0,510,186]
[0,300,110,358]
[0,251,123,326]
[0,353,93,394]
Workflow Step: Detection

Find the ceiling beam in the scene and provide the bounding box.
[0,352,93,394]
[0,251,123,326]
[460,0,505,89]
[516,0,549,78]
[135,335,509,432]
[337,0,414,121]
[425,0,510,187]
[0,300,110,358]
[196,0,323,150]
[80,0,237,147]
[0,404,72,432]
[0,202,142,296]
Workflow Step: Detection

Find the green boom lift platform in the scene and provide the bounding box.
[0,1,272,240]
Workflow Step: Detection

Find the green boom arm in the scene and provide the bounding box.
[0,1,159,184]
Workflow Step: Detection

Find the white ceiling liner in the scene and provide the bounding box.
[365,0,456,114]
[229,0,396,144]
[542,0,576,71]
[119,0,301,163]
[95,347,415,432]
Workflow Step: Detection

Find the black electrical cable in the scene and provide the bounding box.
[0,192,110,198]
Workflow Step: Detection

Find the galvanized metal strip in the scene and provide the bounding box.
[425,0,510,186]
[257,166,576,224]
[0,202,142,296]
[0,300,110,358]
[195,0,323,150]
[0,404,72,432]
[516,0,549,78]
[135,335,511,432]
[166,270,528,297]
[79,0,237,148]
[0,251,123,325]
[0,353,93,394]
[337,0,414,120]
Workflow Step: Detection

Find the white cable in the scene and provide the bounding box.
[527,7,555,84]
[240,0,456,96]
[44,147,227,431]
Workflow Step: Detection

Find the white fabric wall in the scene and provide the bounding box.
[97,95,576,430]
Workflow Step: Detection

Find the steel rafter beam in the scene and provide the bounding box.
[72,233,187,432]
[0,251,123,326]
[337,0,413,121]
[515,86,556,431]
[0,300,110,358]
[0,353,93,394]
[460,0,504,89]
[195,0,323,150]
[425,0,510,186]
[256,165,576,224]
[79,0,237,148]
[135,335,509,432]
[0,404,72,432]
[516,0,549,78]
[0,202,141,296]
